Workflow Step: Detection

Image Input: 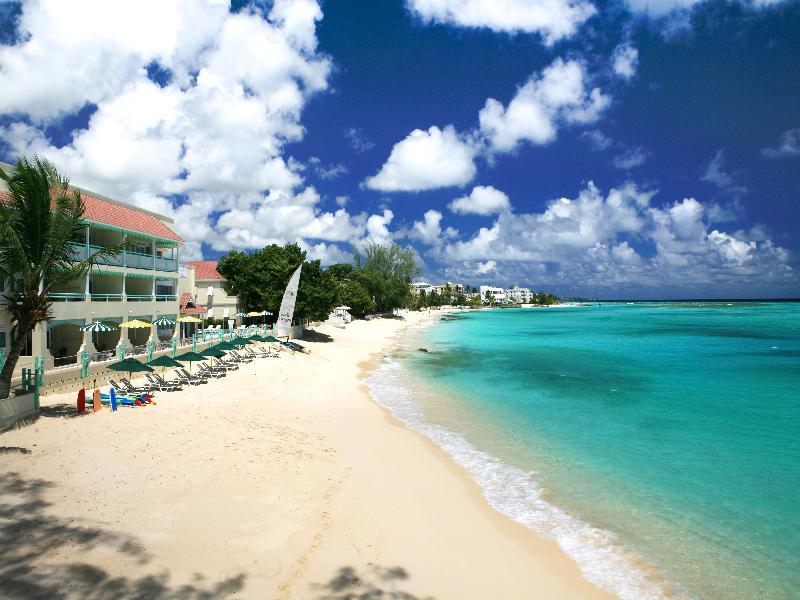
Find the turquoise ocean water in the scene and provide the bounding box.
[366,303,800,599]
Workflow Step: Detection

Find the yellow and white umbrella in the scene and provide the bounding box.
[177,315,202,323]
[119,319,152,328]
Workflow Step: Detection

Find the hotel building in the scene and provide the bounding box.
[0,174,181,376]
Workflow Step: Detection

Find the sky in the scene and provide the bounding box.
[0,0,798,299]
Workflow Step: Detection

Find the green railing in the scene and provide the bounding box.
[124,250,154,269]
[126,294,152,301]
[90,293,123,301]
[91,245,124,266]
[155,256,178,271]
[49,292,85,301]
[155,294,177,302]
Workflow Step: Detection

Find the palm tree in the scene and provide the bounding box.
[0,156,121,399]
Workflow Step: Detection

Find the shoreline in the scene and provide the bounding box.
[0,312,612,599]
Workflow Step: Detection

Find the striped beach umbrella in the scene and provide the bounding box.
[152,316,177,327]
[80,321,118,332]
[80,321,118,350]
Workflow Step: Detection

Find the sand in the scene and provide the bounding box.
[0,312,613,599]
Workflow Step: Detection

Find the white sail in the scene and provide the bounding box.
[275,264,302,339]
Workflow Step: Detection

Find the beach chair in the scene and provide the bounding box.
[173,369,205,385]
[117,378,157,394]
[230,350,253,363]
[145,373,182,391]
[197,364,226,378]
[212,357,238,371]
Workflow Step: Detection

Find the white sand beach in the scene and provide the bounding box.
[0,312,612,599]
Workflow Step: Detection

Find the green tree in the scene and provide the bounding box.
[326,263,373,318]
[0,157,121,399]
[353,242,420,313]
[217,243,338,323]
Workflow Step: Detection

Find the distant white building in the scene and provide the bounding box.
[506,286,533,303]
[479,286,505,303]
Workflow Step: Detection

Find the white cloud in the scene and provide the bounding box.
[611,43,639,80]
[449,185,511,216]
[410,209,456,245]
[478,58,610,153]
[623,0,789,18]
[476,260,497,274]
[364,125,478,192]
[0,0,397,262]
[761,128,800,159]
[612,147,648,170]
[406,0,597,45]
[432,182,793,293]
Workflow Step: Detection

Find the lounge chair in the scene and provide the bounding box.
[197,364,226,378]
[145,373,182,391]
[212,357,238,371]
[173,369,205,385]
[111,378,153,395]
[230,350,253,363]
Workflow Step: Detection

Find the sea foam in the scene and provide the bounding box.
[366,355,676,600]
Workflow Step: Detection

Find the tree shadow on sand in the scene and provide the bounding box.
[303,329,335,343]
[40,403,84,419]
[312,565,433,600]
[0,472,245,599]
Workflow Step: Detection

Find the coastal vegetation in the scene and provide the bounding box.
[218,241,420,322]
[217,243,338,323]
[0,156,120,399]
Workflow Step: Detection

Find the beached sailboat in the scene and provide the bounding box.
[275,265,309,353]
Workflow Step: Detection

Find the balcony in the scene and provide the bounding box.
[155,294,177,302]
[68,243,178,272]
[126,294,153,302]
[49,292,85,302]
[90,293,123,302]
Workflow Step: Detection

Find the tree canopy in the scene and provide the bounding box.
[353,242,420,313]
[217,243,338,322]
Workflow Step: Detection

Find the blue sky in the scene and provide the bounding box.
[0,0,798,298]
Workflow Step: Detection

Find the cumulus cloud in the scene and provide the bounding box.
[0,0,395,262]
[364,125,478,192]
[406,0,597,45]
[761,128,800,159]
[408,209,458,245]
[366,58,611,192]
[432,182,793,293]
[449,185,511,216]
[478,58,610,154]
[611,43,639,80]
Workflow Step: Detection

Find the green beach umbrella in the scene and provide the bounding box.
[200,347,226,358]
[231,337,252,346]
[176,350,207,371]
[108,357,153,379]
[147,355,184,374]
[265,336,280,343]
[214,341,236,351]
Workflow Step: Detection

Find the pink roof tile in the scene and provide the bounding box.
[0,189,182,242]
[82,193,182,242]
[188,261,223,280]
